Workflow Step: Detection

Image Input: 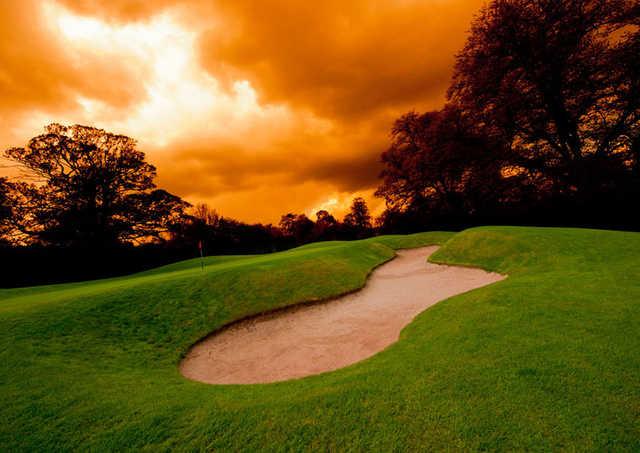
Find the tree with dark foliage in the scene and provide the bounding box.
[279,213,315,244]
[171,203,220,252]
[378,0,640,231]
[343,197,373,237]
[193,203,221,227]
[4,124,189,247]
[376,106,531,229]
[449,0,640,203]
[170,203,283,255]
[278,213,297,237]
[315,210,337,228]
[313,209,339,240]
[0,177,12,244]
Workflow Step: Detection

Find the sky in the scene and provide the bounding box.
[0,0,484,223]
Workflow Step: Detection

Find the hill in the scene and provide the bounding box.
[1,228,639,450]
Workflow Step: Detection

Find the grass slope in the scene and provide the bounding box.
[1,228,639,451]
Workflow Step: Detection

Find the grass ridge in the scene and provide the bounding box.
[2,228,639,451]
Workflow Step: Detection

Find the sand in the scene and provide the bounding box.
[180,246,505,384]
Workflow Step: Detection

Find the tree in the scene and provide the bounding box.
[0,178,12,244]
[315,210,337,227]
[169,203,285,255]
[343,197,372,236]
[376,105,522,227]
[279,213,315,244]
[448,0,640,198]
[193,203,221,227]
[278,213,298,237]
[4,124,189,247]
[312,209,339,240]
[185,203,221,251]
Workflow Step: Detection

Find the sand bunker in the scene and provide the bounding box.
[180,246,504,384]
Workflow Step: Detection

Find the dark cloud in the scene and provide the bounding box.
[1,0,483,222]
[198,0,484,119]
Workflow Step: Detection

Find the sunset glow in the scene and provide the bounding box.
[0,0,483,222]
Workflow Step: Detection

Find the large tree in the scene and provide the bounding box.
[376,105,523,224]
[448,0,640,197]
[4,124,188,247]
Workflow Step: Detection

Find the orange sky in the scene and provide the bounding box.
[0,0,484,223]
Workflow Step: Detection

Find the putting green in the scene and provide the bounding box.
[1,227,639,451]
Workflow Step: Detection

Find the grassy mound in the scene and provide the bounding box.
[1,228,639,450]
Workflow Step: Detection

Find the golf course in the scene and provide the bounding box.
[1,226,639,451]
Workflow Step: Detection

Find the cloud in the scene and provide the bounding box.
[0,0,483,223]
[0,1,146,119]
[198,0,484,119]
[56,0,186,21]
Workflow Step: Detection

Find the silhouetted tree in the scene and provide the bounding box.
[169,203,285,255]
[279,213,315,244]
[0,178,12,244]
[377,0,640,231]
[376,106,527,227]
[344,197,372,237]
[193,203,221,227]
[294,213,316,243]
[449,0,640,199]
[278,213,297,237]
[315,210,337,227]
[313,209,339,240]
[4,124,189,247]
[178,203,221,253]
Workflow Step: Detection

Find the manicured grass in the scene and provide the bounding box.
[1,228,639,451]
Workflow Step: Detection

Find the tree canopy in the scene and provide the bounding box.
[377,0,640,230]
[343,197,372,234]
[4,124,189,247]
[377,106,518,219]
[449,0,640,196]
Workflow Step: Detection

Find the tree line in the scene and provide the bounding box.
[376,0,640,232]
[0,124,373,252]
[1,0,638,285]
[0,125,373,285]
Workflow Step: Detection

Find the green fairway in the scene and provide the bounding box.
[1,227,639,451]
